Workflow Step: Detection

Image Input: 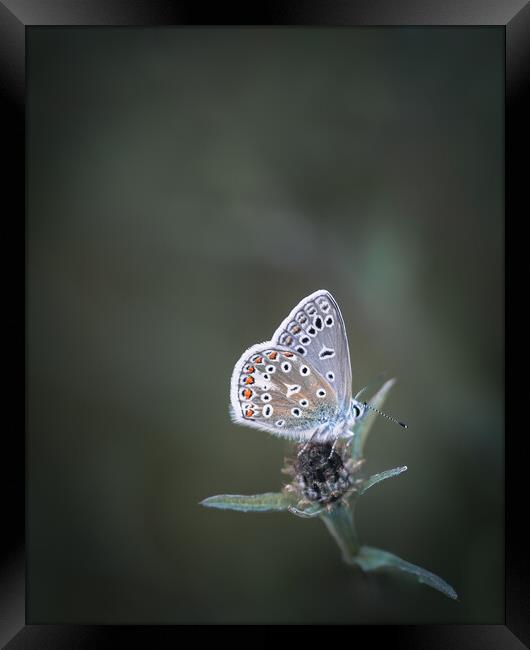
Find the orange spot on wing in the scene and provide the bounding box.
[283,352,294,357]
[243,388,253,400]
[254,356,263,364]
[245,409,254,417]
[291,325,301,334]
[268,352,278,360]
[244,366,255,374]
[244,376,255,385]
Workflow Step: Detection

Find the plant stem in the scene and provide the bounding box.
[320,500,360,562]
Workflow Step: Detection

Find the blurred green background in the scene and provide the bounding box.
[27,27,503,624]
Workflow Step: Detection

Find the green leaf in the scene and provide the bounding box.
[351,378,396,461]
[353,545,458,600]
[288,503,324,518]
[359,466,408,495]
[200,492,297,513]
[320,501,360,559]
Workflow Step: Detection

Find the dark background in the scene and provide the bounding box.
[27,27,503,624]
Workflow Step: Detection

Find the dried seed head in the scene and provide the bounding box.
[284,441,362,506]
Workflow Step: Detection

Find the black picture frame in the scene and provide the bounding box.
[4,1,523,646]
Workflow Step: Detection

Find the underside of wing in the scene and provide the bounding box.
[271,290,352,411]
[229,342,339,441]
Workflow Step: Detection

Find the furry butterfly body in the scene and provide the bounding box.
[230,290,366,442]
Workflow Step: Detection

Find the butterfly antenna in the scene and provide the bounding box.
[363,401,408,428]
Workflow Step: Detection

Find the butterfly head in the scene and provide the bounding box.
[351,399,366,422]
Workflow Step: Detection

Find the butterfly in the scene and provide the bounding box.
[229,289,368,443]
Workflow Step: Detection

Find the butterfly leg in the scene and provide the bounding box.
[328,435,341,459]
[297,426,326,457]
[344,431,355,454]
[297,440,310,458]
[327,430,354,460]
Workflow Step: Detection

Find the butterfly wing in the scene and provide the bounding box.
[229,344,339,441]
[271,290,352,413]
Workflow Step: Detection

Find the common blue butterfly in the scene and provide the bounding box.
[229,290,368,443]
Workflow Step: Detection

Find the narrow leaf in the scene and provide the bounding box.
[200,492,297,513]
[288,503,324,518]
[351,378,396,460]
[354,545,458,600]
[359,466,408,495]
[320,501,361,559]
